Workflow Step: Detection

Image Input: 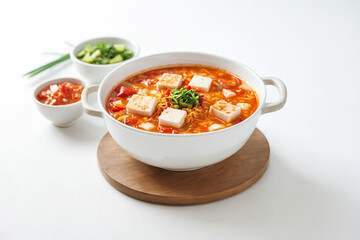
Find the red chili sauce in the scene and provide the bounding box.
[36,81,84,105]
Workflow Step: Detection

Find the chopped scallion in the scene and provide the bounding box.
[167,88,200,109]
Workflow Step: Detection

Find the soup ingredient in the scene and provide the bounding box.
[159,126,175,133]
[126,95,158,116]
[117,86,136,98]
[218,77,239,88]
[213,82,223,91]
[189,75,213,92]
[111,105,125,112]
[238,84,253,91]
[210,100,241,122]
[157,73,183,89]
[124,117,138,125]
[112,99,126,108]
[77,42,133,64]
[110,100,126,112]
[36,81,84,105]
[208,124,224,131]
[222,89,236,98]
[138,122,156,131]
[167,88,200,109]
[24,54,70,78]
[159,108,187,128]
[237,103,251,110]
[139,79,153,86]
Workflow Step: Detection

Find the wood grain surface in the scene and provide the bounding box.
[97,128,270,205]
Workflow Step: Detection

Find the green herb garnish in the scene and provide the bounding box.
[24,53,70,78]
[167,88,200,109]
[77,42,133,64]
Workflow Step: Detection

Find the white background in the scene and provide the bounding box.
[1,0,360,239]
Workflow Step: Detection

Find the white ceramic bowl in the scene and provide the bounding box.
[33,77,86,127]
[82,52,287,171]
[70,36,140,85]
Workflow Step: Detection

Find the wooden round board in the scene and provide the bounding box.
[97,128,270,205]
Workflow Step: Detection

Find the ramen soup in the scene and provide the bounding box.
[106,65,259,134]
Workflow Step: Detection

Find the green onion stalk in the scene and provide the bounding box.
[23,53,70,78]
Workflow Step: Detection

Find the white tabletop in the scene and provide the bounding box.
[1,0,360,239]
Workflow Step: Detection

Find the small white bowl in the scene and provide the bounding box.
[33,77,86,127]
[70,36,140,85]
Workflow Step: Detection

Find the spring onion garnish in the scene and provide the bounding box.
[167,88,200,109]
[23,53,70,78]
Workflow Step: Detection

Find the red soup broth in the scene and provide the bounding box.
[106,65,259,134]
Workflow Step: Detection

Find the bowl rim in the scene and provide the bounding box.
[33,77,85,108]
[99,51,266,137]
[69,36,140,68]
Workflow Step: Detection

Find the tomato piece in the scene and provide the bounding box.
[37,92,47,101]
[166,89,172,96]
[117,86,136,98]
[166,98,171,107]
[60,82,67,88]
[186,85,191,90]
[111,105,125,112]
[124,117,138,125]
[159,126,173,133]
[59,82,68,95]
[195,88,200,93]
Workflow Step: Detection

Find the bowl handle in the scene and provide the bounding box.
[261,77,287,114]
[81,85,103,118]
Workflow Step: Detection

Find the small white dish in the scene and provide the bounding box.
[33,77,86,127]
[70,36,140,85]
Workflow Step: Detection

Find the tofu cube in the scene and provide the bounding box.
[189,75,212,92]
[159,108,187,128]
[126,94,158,117]
[222,89,236,98]
[138,122,156,131]
[210,100,241,122]
[237,103,251,110]
[208,124,224,131]
[157,73,183,89]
